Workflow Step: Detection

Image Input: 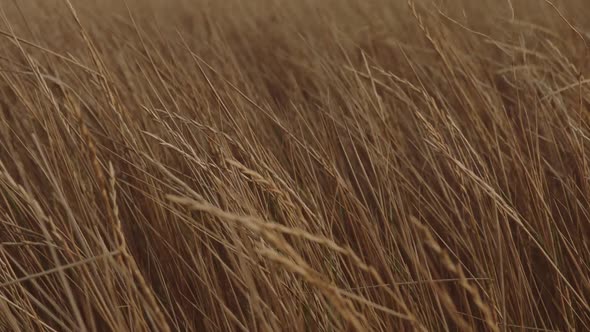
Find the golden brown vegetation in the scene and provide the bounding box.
[0,0,589,330]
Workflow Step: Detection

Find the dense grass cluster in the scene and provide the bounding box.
[0,0,589,330]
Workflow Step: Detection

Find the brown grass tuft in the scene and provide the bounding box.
[0,0,589,330]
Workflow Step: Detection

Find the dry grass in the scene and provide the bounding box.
[0,0,589,330]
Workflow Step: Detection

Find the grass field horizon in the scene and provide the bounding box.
[0,0,589,330]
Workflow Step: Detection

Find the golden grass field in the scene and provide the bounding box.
[0,0,589,330]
